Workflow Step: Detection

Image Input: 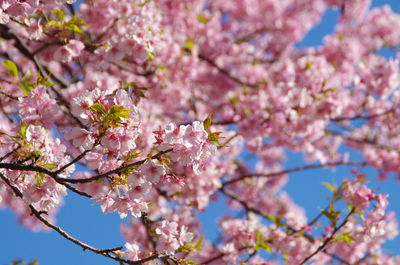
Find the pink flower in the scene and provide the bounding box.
[178,225,193,245]
[157,236,180,255]
[65,127,95,150]
[100,128,137,153]
[140,160,165,184]
[154,220,193,254]
[127,180,152,199]
[54,40,85,63]
[24,185,47,203]
[123,242,139,261]
[6,1,36,17]
[97,195,114,213]
[342,180,375,210]
[19,86,61,129]
[108,196,147,218]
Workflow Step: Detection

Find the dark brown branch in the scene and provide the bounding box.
[0,24,69,87]
[222,161,367,186]
[0,172,163,265]
[0,146,19,162]
[202,246,248,265]
[141,213,157,250]
[0,162,57,177]
[327,130,400,153]
[299,208,356,265]
[220,188,315,242]
[331,109,394,122]
[60,148,173,184]
[55,149,92,174]
[0,24,88,129]
[0,162,91,198]
[198,53,258,88]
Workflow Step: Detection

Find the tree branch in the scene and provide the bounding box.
[0,172,164,265]
[60,148,173,184]
[299,208,355,265]
[222,160,367,186]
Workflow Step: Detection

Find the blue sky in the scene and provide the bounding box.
[2,1,400,264]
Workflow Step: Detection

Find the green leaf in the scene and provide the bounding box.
[304,62,313,70]
[196,14,211,24]
[20,83,35,95]
[255,230,272,252]
[194,235,204,250]
[104,105,132,127]
[176,235,204,253]
[180,260,201,265]
[108,105,131,119]
[36,173,45,186]
[67,16,88,27]
[123,81,139,90]
[45,20,60,30]
[37,73,55,86]
[322,209,341,227]
[65,16,88,35]
[31,151,43,160]
[203,115,212,130]
[228,96,239,105]
[146,49,156,61]
[127,152,140,160]
[321,87,337,96]
[52,9,64,22]
[322,182,336,193]
[138,0,153,7]
[207,132,221,144]
[41,163,58,170]
[87,103,106,115]
[19,70,36,95]
[2,60,18,77]
[19,122,28,139]
[184,37,196,51]
[176,244,193,253]
[65,23,83,34]
[335,231,355,244]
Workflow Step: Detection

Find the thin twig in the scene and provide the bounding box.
[60,148,173,184]
[222,161,367,186]
[299,208,356,265]
[198,53,258,88]
[0,172,163,265]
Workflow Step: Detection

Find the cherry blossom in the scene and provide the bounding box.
[0,0,399,264]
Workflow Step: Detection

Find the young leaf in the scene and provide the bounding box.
[35,173,45,186]
[322,209,341,227]
[87,103,106,115]
[37,73,55,86]
[45,20,61,30]
[2,60,18,77]
[40,163,58,170]
[207,132,221,144]
[203,115,212,130]
[138,0,153,7]
[322,182,336,193]
[66,23,83,34]
[180,260,201,265]
[19,122,28,139]
[52,9,65,21]
[196,14,211,24]
[20,70,36,95]
[184,37,196,51]
[255,230,272,252]
[335,231,355,244]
